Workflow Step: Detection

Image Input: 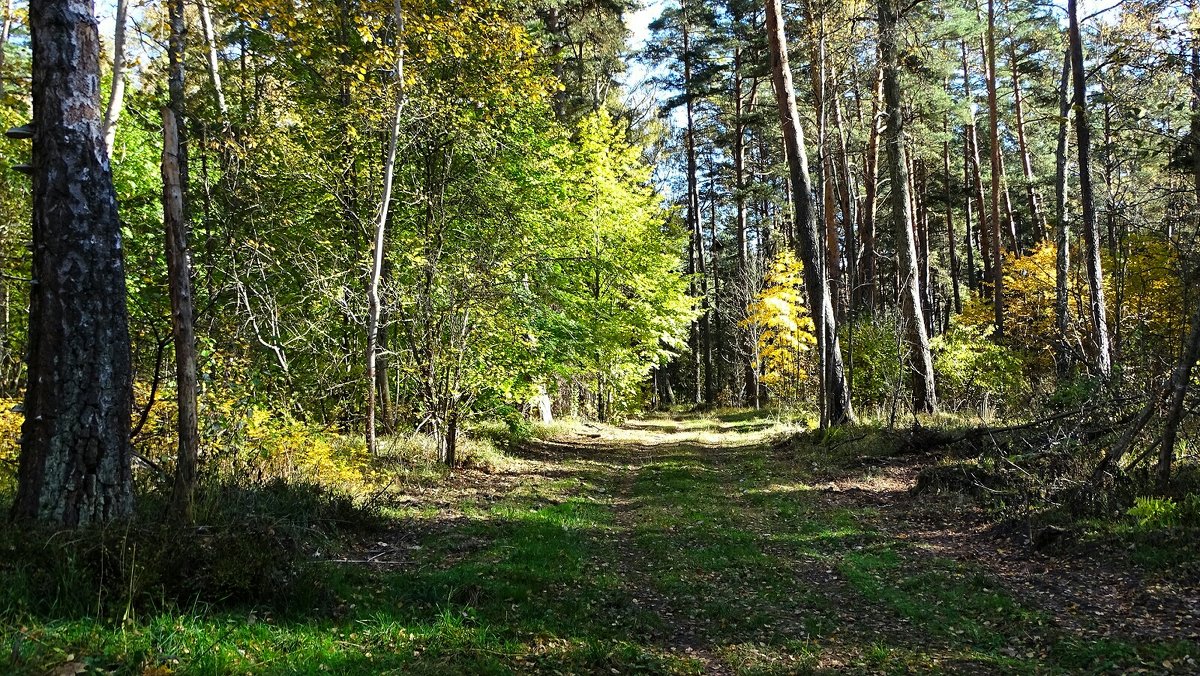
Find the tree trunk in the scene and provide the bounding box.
[162,109,200,523]
[834,81,857,327]
[167,0,187,215]
[963,130,978,291]
[860,67,883,314]
[1054,48,1072,376]
[733,47,757,406]
[366,0,405,455]
[12,0,134,525]
[879,0,937,414]
[1009,40,1045,242]
[961,40,989,289]
[1155,38,1200,489]
[764,0,854,426]
[198,0,229,122]
[0,0,11,79]
[944,115,962,314]
[986,0,1005,335]
[1069,0,1113,378]
[808,16,842,320]
[683,17,714,407]
[100,0,128,156]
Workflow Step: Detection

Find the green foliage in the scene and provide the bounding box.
[932,323,1029,413]
[1128,496,1181,529]
[844,316,902,410]
[1127,494,1200,530]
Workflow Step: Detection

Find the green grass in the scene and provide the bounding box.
[2,413,1197,674]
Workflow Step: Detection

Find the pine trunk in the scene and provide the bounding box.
[1068,0,1113,378]
[879,0,938,413]
[986,0,1005,335]
[13,0,134,525]
[764,0,854,425]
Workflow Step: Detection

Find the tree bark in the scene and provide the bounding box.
[1068,0,1113,378]
[961,40,989,289]
[167,0,188,215]
[683,13,714,406]
[1009,39,1045,241]
[13,0,134,525]
[0,0,11,79]
[963,130,978,291]
[1054,48,1072,375]
[199,0,229,122]
[986,0,1004,335]
[860,67,883,314]
[100,0,128,156]
[163,109,200,523]
[879,0,937,413]
[944,115,962,314]
[764,0,854,425]
[366,0,405,456]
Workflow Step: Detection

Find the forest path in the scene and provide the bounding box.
[324,411,1198,674]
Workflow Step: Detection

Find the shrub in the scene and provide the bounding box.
[843,315,902,410]
[0,478,378,619]
[932,323,1029,414]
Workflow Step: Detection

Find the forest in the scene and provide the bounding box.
[1,0,1199,671]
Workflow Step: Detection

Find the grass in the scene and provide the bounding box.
[2,410,1198,674]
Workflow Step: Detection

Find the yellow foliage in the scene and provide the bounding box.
[959,240,1088,371]
[1113,233,1186,355]
[741,250,817,403]
[959,237,1186,377]
[0,397,21,491]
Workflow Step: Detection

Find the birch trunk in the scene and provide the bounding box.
[101,0,128,156]
[366,0,405,456]
[199,0,229,122]
[1054,48,1072,375]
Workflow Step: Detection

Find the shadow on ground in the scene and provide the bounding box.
[3,415,1198,674]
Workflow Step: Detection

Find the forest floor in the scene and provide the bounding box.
[5,411,1200,674]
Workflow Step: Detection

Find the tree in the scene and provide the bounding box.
[986,0,1005,335]
[162,108,200,522]
[1053,47,1072,375]
[742,249,817,404]
[11,0,134,525]
[366,0,405,457]
[100,0,128,155]
[1068,0,1112,378]
[163,0,200,522]
[764,0,853,426]
[879,0,937,414]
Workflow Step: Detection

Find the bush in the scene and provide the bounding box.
[932,324,1029,414]
[1128,496,1181,529]
[0,478,379,619]
[843,315,902,411]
